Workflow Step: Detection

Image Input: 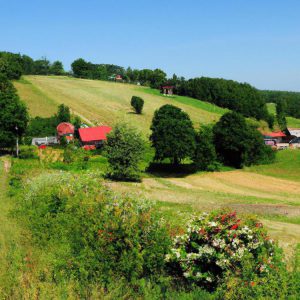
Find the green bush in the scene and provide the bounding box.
[106,123,145,181]
[131,96,144,114]
[166,210,288,292]
[213,112,276,168]
[17,172,171,285]
[63,144,90,170]
[18,145,38,159]
[193,125,220,171]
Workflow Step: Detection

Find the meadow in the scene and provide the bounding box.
[13,76,300,253]
[2,75,299,298]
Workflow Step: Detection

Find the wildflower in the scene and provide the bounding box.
[250,281,256,287]
[231,224,239,230]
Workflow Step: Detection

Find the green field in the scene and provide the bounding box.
[14,76,228,135]
[1,77,300,297]
[12,76,300,253]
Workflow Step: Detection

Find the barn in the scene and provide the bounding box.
[78,126,112,148]
[57,122,75,142]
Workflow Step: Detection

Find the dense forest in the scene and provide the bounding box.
[2,50,300,125]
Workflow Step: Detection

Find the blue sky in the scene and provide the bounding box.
[1,0,300,91]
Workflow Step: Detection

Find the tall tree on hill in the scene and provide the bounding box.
[0,74,28,149]
[0,52,23,80]
[56,104,71,123]
[33,57,51,75]
[276,99,287,130]
[150,104,196,165]
[50,61,65,75]
[106,123,145,181]
[213,112,275,168]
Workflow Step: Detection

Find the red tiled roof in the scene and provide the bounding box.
[78,126,112,142]
[57,122,75,136]
[263,131,286,138]
[162,85,174,89]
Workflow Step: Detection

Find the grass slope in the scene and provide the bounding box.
[15,76,226,135]
[267,103,300,128]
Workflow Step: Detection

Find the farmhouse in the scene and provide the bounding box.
[263,131,286,143]
[286,128,300,137]
[161,85,174,96]
[57,122,75,142]
[78,126,112,148]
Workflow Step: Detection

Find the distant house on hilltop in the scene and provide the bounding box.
[78,126,112,149]
[161,85,174,96]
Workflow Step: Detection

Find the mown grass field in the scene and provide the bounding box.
[14,76,227,135]
[12,76,300,259]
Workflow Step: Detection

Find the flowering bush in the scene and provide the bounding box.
[165,210,279,290]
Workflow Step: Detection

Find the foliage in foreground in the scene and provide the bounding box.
[106,123,145,181]
[16,171,170,287]
[166,210,299,298]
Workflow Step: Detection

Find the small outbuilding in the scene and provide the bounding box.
[263,131,286,143]
[57,122,75,142]
[78,126,112,148]
[161,85,174,96]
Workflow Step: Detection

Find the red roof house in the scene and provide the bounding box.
[78,126,112,147]
[57,122,75,142]
[57,122,75,136]
[263,131,286,138]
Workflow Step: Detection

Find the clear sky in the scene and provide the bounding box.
[1,0,300,91]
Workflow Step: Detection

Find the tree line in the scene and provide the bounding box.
[3,51,299,125]
[0,51,65,79]
[260,90,300,120]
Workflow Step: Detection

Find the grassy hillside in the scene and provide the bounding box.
[267,102,300,128]
[12,76,300,258]
[14,76,228,135]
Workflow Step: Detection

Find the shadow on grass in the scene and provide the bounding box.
[146,162,198,178]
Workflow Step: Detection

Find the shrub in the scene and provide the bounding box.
[193,125,220,171]
[17,172,171,285]
[131,96,144,114]
[106,123,144,181]
[63,144,89,169]
[18,145,38,159]
[166,210,284,291]
[150,104,196,165]
[213,112,275,168]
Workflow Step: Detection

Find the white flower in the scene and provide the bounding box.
[208,221,217,227]
[206,276,213,282]
[183,271,192,278]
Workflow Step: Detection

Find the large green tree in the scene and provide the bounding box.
[106,123,144,181]
[56,104,71,123]
[213,112,275,168]
[50,61,65,75]
[150,104,196,165]
[193,125,219,171]
[276,99,287,130]
[0,74,28,149]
